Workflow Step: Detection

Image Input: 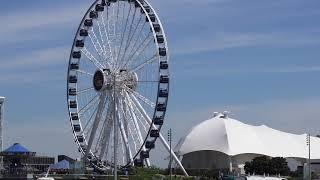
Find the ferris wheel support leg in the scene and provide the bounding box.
[116,101,133,164]
[85,92,107,159]
[124,92,151,167]
[99,116,113,159]
[129,94,189,176]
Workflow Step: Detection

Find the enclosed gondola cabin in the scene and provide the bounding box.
[145,141,155,149]
[153,116,164,125]
[140,151,149,159]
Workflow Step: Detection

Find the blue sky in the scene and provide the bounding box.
[1,0,320,167]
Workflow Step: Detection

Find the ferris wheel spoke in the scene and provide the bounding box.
[128,54,157,73]
[78,93,99,115]
[117,106,133,164]
[123,92,151,166]
[124,15,146,53]
[122,33,153,70]
[76,69,94,76]
[124,109,141,156]
[82,104,99,135]
[125,93,149,133]
[118,93,134,163]
[115,3,132,70]
[96,19,111,68]
[127,93,154,130]
[127,122,139,153]
[121,96,139,145]
[81,47,105,70]
[136,80,159,83]
[113,1,120,64]
[117,9,138,69]
[117,16,144,70]
[127,30,152,59]
[76,87,95,94]
[120,29,148,70]
[85,91,108,158]
[123,95,143,145]
[101,11,115,68]
[119,95,133,158]
[88,29,111,68]
[113,2,125,71]
[125,87,155,108]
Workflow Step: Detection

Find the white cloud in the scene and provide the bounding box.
[0,46,69,70]
[171,32,320,55]
[0,1,90,45]
[1,2,89,33]
[186,66,320,78]
[0,46,69,84]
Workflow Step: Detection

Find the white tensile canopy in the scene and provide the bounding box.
[175,113,320,159]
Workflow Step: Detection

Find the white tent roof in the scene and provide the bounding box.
[176,113,320,159]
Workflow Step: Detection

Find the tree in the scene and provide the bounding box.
[244,156,290,176]
[244,161,253,174]
[269,157,289,175]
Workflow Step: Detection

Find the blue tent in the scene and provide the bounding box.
[49,160,70,170]
[1,143,35,155]
[3,143,30,153]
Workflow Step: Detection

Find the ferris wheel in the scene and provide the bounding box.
[67,0,170,169]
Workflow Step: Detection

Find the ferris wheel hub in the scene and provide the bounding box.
[119,70,138,90]
[93,69,138,92]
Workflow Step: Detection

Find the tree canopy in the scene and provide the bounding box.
[244,156,290,176]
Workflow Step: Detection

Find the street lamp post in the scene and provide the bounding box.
[0,97,5,169]
[306,134,311,180]
[168,129,172,180]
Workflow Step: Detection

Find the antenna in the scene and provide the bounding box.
[213,112,219,117]
[222,111,230,118]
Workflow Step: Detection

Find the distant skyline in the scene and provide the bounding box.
[0,0,320,167]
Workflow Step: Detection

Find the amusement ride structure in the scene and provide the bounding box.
[66,0,188,176]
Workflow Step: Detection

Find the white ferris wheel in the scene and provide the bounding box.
[67,0,188,174]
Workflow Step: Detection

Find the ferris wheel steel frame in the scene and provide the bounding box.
[66,0,188,176]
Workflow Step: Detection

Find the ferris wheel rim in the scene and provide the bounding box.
[67,0,170,169]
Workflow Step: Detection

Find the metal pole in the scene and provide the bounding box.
[309,134,311,180]
[0,97,4,169]
[0,97,4,152]
[113,75,117,180]
[168,129,172,180]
